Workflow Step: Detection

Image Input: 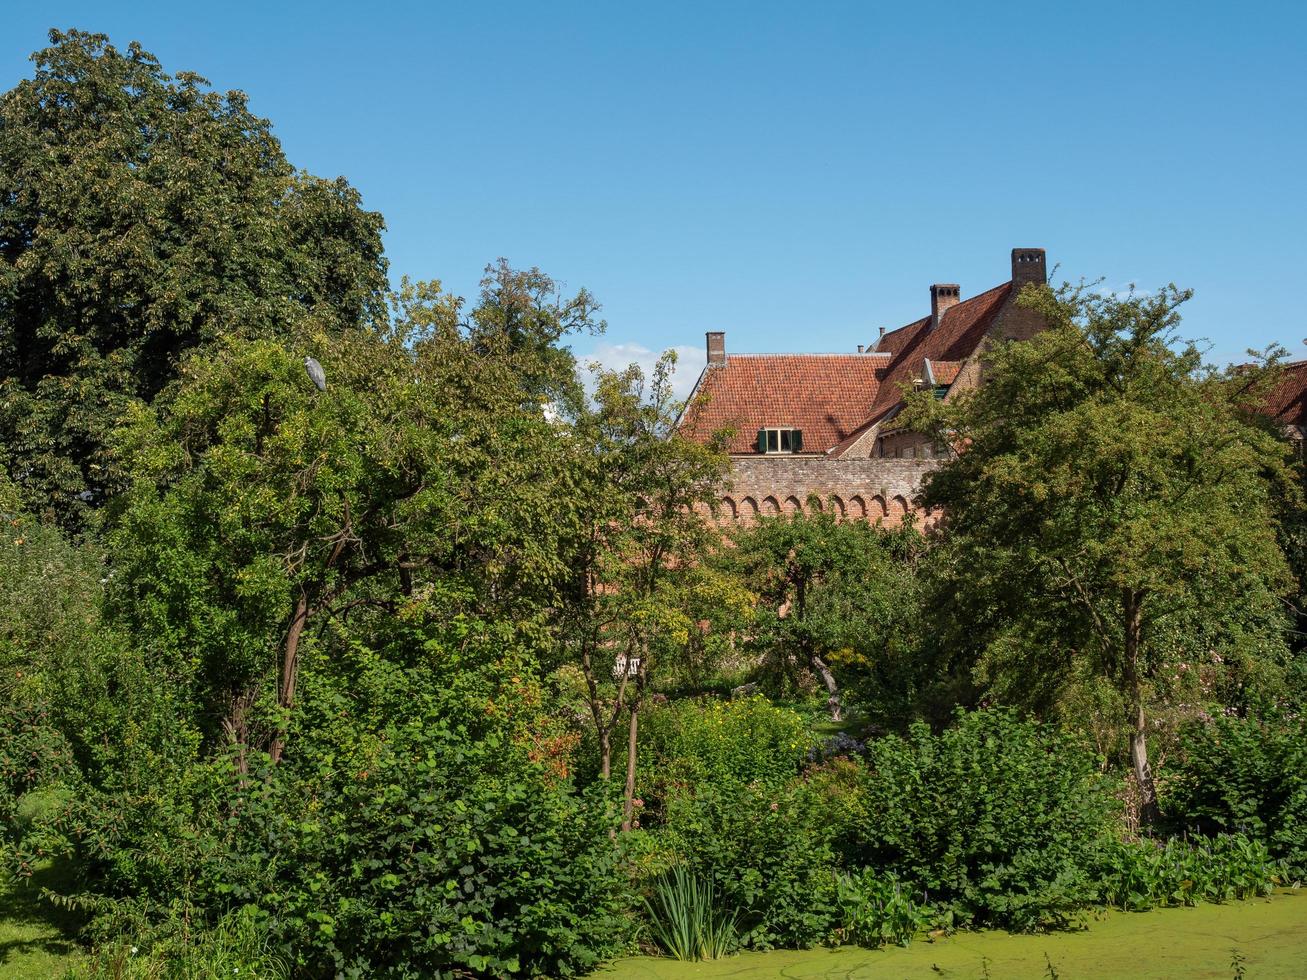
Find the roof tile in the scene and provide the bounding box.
[682,280,1014,455]
[1261,360,1307,427]
[679,354,889,453]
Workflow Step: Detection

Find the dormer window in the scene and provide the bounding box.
[757,427,803,454]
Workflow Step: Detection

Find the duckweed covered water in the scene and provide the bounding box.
[601,891,1306,979]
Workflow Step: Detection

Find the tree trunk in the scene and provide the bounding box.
[794,575,840,720]
[620,703,640,831]
[599,729,612,780]
[1123,592,1159,824]
[580,638,616,780]
[269,589,310,765]
[811,653,843,722]
[221,685,258,779]
[621,664,646,832]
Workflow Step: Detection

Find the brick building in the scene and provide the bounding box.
[677,247,1050,524]
[1261,359,1307,451]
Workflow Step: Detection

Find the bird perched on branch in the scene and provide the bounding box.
[304,356,327,392]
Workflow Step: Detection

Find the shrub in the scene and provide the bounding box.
[232,630,636,978]
[636,697,835,949]
[63,907,290,979]
[844,709,1115,931]
[1161,714,1307,875]
[641,777,839,949]
[1098,834,1281,910]
[833,869,930,949]
[640,696,811,793]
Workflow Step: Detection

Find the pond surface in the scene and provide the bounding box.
[601,891,1306,979]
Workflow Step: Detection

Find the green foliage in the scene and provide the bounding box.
[844,710,1116,931]
[640,696,811,791]
[106,281,588,759]
[1097,834,1281,910]
[833,869,930,949]
[224,623,634,978]
[0,30,389,525]
[642,865,738,961]
[0,493,198,894]
[646,777,839,950]
[64,907,289,979]
[634,700,836,950]
[1161,714,1307,874]
[725,512,924,721]
[902,284,1297,814]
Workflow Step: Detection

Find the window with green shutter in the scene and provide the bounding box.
[756,428,803,454]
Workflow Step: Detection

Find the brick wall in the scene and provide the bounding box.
[717,456,939,524]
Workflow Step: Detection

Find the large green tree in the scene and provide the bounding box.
[107,270,597,769]
[0,30,389,524]
[902,284,1297,820]
[554,352,740,827]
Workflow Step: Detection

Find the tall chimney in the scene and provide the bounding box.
[1011,248,1047,287]
[706,331,726,366]
[930,284,961,331]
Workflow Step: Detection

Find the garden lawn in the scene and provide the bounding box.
[0,865,81,980]
[601,891,1306,979]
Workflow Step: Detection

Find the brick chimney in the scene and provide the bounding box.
[930,284,960,331]
[706,331,726,366]
[1011,248,1047,286]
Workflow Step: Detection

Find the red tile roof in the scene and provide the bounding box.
[679,354,890,453]
[1261,360,1307,427]
[681,279,1015,456]
[928,359,963,385]
[867,282,1011,417]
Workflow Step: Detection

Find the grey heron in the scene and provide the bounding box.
[304,356,326,392]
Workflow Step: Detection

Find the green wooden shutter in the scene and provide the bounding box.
[757,429,767,453]
[793,429,803,452]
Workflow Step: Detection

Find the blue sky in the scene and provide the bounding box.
[4,1,1304,395]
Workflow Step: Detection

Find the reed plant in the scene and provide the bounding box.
[643,865,739,961]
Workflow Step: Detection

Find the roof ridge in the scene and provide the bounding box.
[872,279,1013,349]
[729,351,891,358]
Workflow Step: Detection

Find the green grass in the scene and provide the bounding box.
[600,891,1307,979]
[0,865,81,980]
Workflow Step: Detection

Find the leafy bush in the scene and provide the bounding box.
[635,696,835,949]
[1098,834,1281,910]
[833,869,929,949]
[639,777,839,949]
[1162,714,1307,875]
[0,505,203,906]
[640,696,811,792]
[642,865,738,961]
[229,627,635,979]
[844,709,1116,931]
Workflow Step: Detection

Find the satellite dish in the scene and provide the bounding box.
[304,356,326,392]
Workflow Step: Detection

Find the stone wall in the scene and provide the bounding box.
[716,456,939,524]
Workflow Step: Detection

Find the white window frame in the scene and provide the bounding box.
[760,427,801,454]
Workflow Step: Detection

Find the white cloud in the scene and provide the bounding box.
[1107,280,1154,301]
[581,340,707,401]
